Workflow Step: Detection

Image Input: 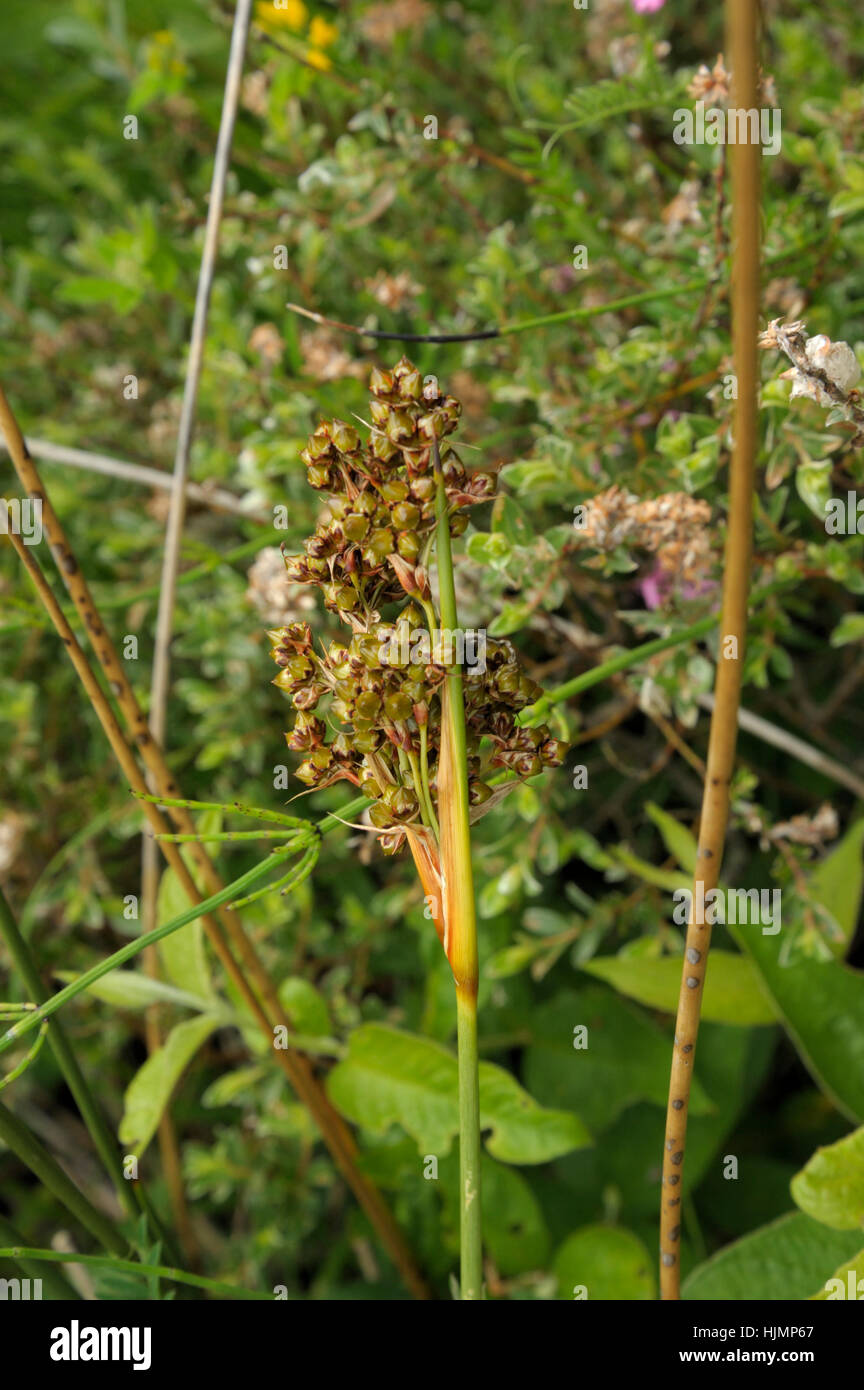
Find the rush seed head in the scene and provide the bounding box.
[270,359,566,845]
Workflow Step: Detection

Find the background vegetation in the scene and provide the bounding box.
[1,0,863,1300]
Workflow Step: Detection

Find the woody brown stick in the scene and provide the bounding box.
[658,0,760,1299]
[0,389,429,1300]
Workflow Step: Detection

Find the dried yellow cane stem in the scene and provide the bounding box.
[659,0,761,1299]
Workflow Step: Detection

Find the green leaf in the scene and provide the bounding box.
[553,1225,655,1300]
[791,1125,864,1230]
[522,986,712,1134]
[278,977,331,1036]
[645,802,698,874]
[830,613,864,647]
[157,861,214,1003]
[795,460,834,519]
[580,951,777,1026]
[474,1158,551,1276]
[325,1024,590,1163]
[119,1015,221,1156]
[57,276,140,313]
[201,1065,268,1109]
[811,1251,864,1299]
[732,922,864,1121]
[806,819,864,956]
[683,1211,864,1300]
[54,969,215,1015]
[488,601,533,637]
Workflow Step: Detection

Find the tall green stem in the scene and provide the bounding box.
[433,441,483,1300]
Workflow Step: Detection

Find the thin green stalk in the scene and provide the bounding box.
[0,844,299,1058]
[0,1247,273,1300]
[433,441,483,1300]
[0,1100,128,1256]
[418,725,440,839]
[519,578,797,724]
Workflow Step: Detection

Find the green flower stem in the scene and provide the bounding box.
[0,1247,274,1300]
[0,1100,128,1256]
[434,441,483,1300]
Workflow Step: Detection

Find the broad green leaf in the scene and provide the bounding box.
[440,1156,550,1277]
[733,922,864,1121]
[555,1026,775,1224]
[157,859,214,1003]
[645,802,698,874]
[810,1251,864,1299]
[580,951,777,1026]
[54,968,215,1015]
[119,1015,220,1156]
[791,1125,864,1230]
[553,1225,654,1300]
[806,819,864,956]
[522,986,712,1134]
[278,976,331,1036]
[683,1211,864,1300]
[326,1024,590,1163]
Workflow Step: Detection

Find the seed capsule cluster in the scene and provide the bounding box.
[270,359,565,848]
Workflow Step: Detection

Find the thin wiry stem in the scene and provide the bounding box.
[0,437,268,522]
[142,0,253,1253]
[659,0,761,1300]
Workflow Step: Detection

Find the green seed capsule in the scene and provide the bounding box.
[385,408,416,444]
[369,367,394,397]
[330,420,359,453]
[363,528,395,564]
[379,478,409,504]
[371,432,399,462]
[342,513,369,542]
[307,463,333,490]
[384,691,413,721]
[355,691,383,720]
[368,801,393,828]
[470,780,493,806]
[392,501,420,530]
[412,476,435,502]
[354,729,381,755]
[397,531,421,562]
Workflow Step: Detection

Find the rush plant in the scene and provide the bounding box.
[269,358,565,1296]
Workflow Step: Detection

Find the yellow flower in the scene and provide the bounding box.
[306,47,332,70]
[308,15,339,49]
[255,0,307,32]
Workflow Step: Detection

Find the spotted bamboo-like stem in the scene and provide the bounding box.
[659,0,760,1299]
